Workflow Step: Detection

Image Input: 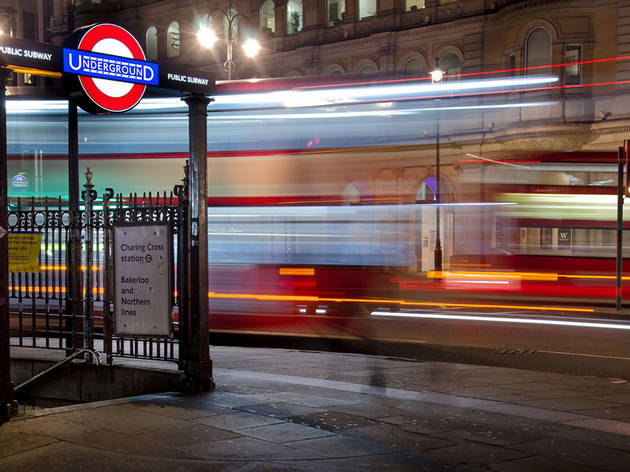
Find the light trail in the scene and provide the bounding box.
[208,292,594,313]
[370,311,630,330]
[429,270,630,282]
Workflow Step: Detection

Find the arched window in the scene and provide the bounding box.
[197,13,212,32]
[327,0,345,25]
[145,26,158,61]
[526,27,551,72]
[405,0,425,11]
[224,8,238,41]
[403,58,426,77]
[359,64,377,75]
[167,22,180,57]
[416,178,437,203]
[438,53,461,79]
[359,0,376,19]
[260,0,275,33]
[287,0,303,34]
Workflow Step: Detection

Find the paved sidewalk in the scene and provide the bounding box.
[3,347,630,471]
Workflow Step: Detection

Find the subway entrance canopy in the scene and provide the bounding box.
[0,22,214,113]
[0,23,215,421]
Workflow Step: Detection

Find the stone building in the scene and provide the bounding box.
[8,0,630,268]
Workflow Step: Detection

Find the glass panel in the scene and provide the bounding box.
[260,0,276,33]
[526,28,550,71]
[224,8,238,41]
[287,0,303,34]
[439,53,461,79]
[565,45,582,85]
[167,22,180,57]
[359,0,376,19]
[403,58,425,78]
[328,0,345,25]
[406,0,425,11]
[146,26,158,61]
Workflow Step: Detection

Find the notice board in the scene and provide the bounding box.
[8,232,42,273]
[113,224,171,336]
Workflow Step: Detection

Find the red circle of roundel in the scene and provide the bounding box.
[77,24,147,113]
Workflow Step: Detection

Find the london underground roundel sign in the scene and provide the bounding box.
[63,23,158,114]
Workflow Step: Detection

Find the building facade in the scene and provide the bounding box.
[41,1,622,87]
[7,0,630,269]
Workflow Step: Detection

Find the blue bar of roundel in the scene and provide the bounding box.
[63,48,160,86]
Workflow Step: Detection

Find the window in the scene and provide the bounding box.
[438,53,461,79]
[327,0,345,25]
[224,8,238,41]
[23,73,37,86]
[359,0,376,19]
[167,22,180,57]
[403,58,426,78]
[508,54,516,76]
[287,0,303,34]
[146,26,158,61]
[406,0,425,11]
[22,12,36,40]
[565,45,582,85]
[260,0,275,33]
[359,64,378,75]
[525,28,551,72]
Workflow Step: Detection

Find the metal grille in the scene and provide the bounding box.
[8,179,188,366]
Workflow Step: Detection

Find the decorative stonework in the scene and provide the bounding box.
[492,121,630,152]
[435,2,463,22]
[492,123,592,152]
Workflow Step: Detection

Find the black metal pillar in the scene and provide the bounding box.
[617,145,625,311]
[66,100,83,353]
[0,67,17,422]
[182,93,213,391]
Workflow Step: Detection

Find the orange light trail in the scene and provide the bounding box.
[449,263,493,268]
[279,268,315,276]
[208,292,593,313]
[9,286,105,294]
[39,265,101,271]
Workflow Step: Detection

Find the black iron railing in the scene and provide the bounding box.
[8,166,189,366]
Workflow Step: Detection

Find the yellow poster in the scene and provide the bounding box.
[8,232,42,273]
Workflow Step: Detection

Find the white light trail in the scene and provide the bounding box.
[370,311,630,331]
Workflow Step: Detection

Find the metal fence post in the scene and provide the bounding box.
[82,168,97,351]
[102,188,114,364]
[175,164,190,372]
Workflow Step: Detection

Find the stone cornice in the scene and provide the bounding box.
[484,120,630,152]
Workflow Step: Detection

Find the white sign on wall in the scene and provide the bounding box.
[113,224,171,336]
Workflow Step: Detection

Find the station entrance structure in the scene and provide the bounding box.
[0,24,215,422]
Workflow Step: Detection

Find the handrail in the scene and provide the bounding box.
[14,347,103,394]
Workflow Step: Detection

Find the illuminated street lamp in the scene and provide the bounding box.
[197,2,261,80]
[431,64,443,272]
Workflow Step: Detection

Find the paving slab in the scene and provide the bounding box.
[5,346,630,471]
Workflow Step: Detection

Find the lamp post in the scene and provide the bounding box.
[197,2,261,80]
[431,66,443,272]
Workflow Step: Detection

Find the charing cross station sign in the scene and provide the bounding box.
[0,22,214,114]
